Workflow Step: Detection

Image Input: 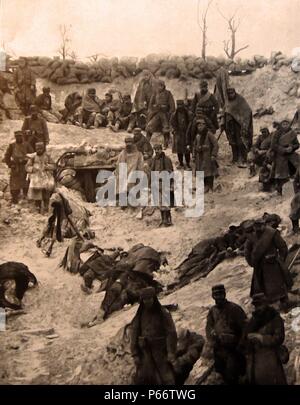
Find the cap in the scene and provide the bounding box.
[140,286,156,299]
[212,284,225,293]
[125,136,134,143]
[87,88,96,94]
[133,127,142,134]
[153,143,163,150]
[30,105,38,113]
[177,99,184,104]
[200,80,208,87]
[14,130,23,137]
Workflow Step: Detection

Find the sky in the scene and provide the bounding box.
[0,0,300,60]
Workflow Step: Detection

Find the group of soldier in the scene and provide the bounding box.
[129,209,294,385]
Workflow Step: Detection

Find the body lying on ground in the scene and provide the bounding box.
[0,262,37,310]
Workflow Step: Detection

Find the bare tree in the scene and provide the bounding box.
[58,24,72,60]
[218,7,249,60]
[87,53,109,63]
[197,0,213,60]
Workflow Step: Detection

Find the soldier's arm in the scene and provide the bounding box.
[4,144,13,167]
[274,230,288,260]
[233,305,247,338]
[209,132,219,158]
[130,315,140,358]
[260,315,285,347]
[205,309,215,342]
[191,94,198,114]
[168,92,176,115]
[244,239,254,266]
[22,118,29,132]
[163,309,177,359]
[292,133,300,151]
[211,94,220,114]
[42,119,49,144]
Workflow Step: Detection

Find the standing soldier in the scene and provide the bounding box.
[0,72,12,121]
[191,80,219,133]
[130,286,177,385]
[243,293,288,385]
[22,105,49,150]
[128,69,156,132]
[171,99,192,170]
[270,118,300,195]
[146,80,175,149]
[220,87,253,167]
[3,131,33,204]
[13,58,36,116]
[244,218,292,309]
[193,117,219,193]
[206,284,247,385]
[151,144,174,227]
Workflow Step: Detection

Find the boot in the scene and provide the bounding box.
[165,210,173,226]
[249,164,256,178]
[159,211,167,227]
[163,132,170,149]
[112,121,120,132]
[292,219,300,234]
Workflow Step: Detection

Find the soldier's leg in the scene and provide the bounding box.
[107,111,115,128]
[83,269,96,289]
[87,112,96,129]
[146,114,160,141]
[177,153,184,167]
[185,152,191,169]
[127,113,137,133]
[11,189,20,204]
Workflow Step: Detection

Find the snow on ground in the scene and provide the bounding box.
[0,66,300,384]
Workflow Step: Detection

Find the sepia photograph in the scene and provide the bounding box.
[0,0,300,394]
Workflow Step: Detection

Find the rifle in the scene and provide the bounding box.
[288,247,300,271]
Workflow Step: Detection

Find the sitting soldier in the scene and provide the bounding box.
[112,94,133,132]
[248,126,272,178]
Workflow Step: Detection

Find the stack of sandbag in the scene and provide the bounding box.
[7,51,296,85]
[270,51,293,70]
[284,80,300,98]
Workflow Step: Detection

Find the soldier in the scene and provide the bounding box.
[0,72,12,120]
[128,69,156,132]
[26,142,56,213]
[98,92,120,129]
[244,218,292,308]
[290,167,300,233]
[60,92,83,124]
[13,57,36,115]
[133,128,153,160]
[171,99,192,170]
[130,286,177,385]
[191,80,219,132]
[112,94,133,132]
[193,117,219,193]
[243,293,288,385]
[248,126,272,178]
[146,80,175,149]
[35,87,62,123]
[80,88,102,129]
[151,144,174,227]
[21,105,49,150]
[270,118,300,195]
[206,284,247,385]
[3,131,33,204]
[220,87,253,167]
